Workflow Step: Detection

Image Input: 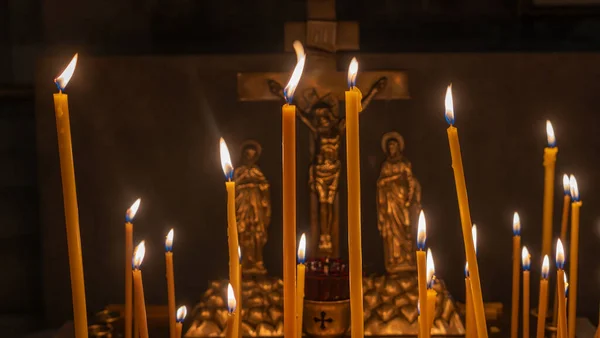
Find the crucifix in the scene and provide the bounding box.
[237,0,409,258]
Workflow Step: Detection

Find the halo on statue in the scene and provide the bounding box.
[381,131,405,153]
[240,139,262,159]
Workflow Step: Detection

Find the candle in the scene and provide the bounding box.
[237,246,242,338]
[132,241,149,338]
[296,234,307,338]
[568,175,581,338]
[560,273,569,338]
[176,306,187,338]
[225,284,237,338]
[556,239,568,338]
[220,138,241,338]
[416,211,428,338]
[426,249,437,333]
[282,41,305,338]
[53,54,88,338]
[536,255,550,338]
[165,229,176,338]
[542,121,557,258]
[444,84,488,338]
[511,212,521,338]
[465,263,476,338]
[345,56,365,338]
[522,247,531,338]
[125,199,140,338]
[553,175,571,328]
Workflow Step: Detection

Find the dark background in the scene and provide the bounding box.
[3,0,600,336]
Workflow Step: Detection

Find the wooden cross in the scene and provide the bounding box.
[314,311,334,330]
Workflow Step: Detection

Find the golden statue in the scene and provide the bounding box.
[235,140,271,275]
[377,132,422,275]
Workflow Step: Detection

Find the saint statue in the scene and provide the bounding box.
[377,132,422,275]
[235,140,271,275]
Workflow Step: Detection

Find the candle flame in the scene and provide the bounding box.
[522,246,531,271]
[556,238,565,269]
[219,137,234,181]
[417,210,426,250]
[298,233,306,263]
[125,198,141,222]
[563,174,571,196]
[541,255,550,279]
[133,241,146,269]
[176,305,187,323]
[426,248,435,288]
[227,283,237,313]
[472,224,477,255]
[165,229,174,252]
[569,175,580,201]
[564,272,569,296]
[348,57,358,88]
[54,54,78,91]
[283,41,306,104]
[444,84,454,125]
[464,262,469,277]
[512,212,521,236]
[546,120,556,147]
[238,245,242,263]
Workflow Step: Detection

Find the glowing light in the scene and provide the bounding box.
[238,246,242,263]
[125,198,141,223]
[556,239,565,269]
[165,229,174,252]
[522,246,531,271]
[426,248,435,289]
[417,210,426,250]
[176,306,187,323]
[546,121,556,147]
[220,138,234,181]
[227,283,237,313]
[569,175,580,201]
[444,84,454,125]
[563,174,571,196]
[54,54,78,91]
[472,224,477,255]
[564,272,569,296]
[465,262,469,277]
[347,57,358,88]
[283,41,306,103]
[541,255,550,279]
[133,241,146,269]
[298,233,306,264]
[513,212,521,236]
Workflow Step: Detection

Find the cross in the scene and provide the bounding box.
[314,311,334,330]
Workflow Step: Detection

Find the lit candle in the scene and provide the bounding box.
[553,174,571,329]
[237,246,242,338]
[522,246,531,338]
[562,273,569,338]
[296,234,307,338]
[511,212,521,338]
[536,255,550,338]
[541,121,557,258]
[416,211,428,338]
[426,249,437,333]
[132,241,149,338]
[282,41,305,338]
[220,138,241,338]
[444,84,488,338]
[556,239,568,338]
[53,54,88,338]
[568,175,581,338]
[472,224,477,255]
[465,263,476,338]
[175,306,187,338]
[125,199,140,338]
[225,284,237,338]
[165,229,176,338]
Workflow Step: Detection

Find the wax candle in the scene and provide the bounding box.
[125,199,140,338]
[536,256,550,338]
[568,175,581,338]
[220,138,241,338]
[542,121,558,258]
[282,41,305,338]
[237,246,242,338]
[417,211,428,338]
[553,174,571,328]
[511,212,521,338]
[165,229,176,338]
[225,284,237,338]
[132,241,149,338]
[53,54,88,338]
[560,273,569,338]
[556,239,568,338]
[296,234,307,338]
[444,84,488,338]
[522,247,531,338]
[426,249,437,333]
[176,306,187,338]
[465,263,476,338]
